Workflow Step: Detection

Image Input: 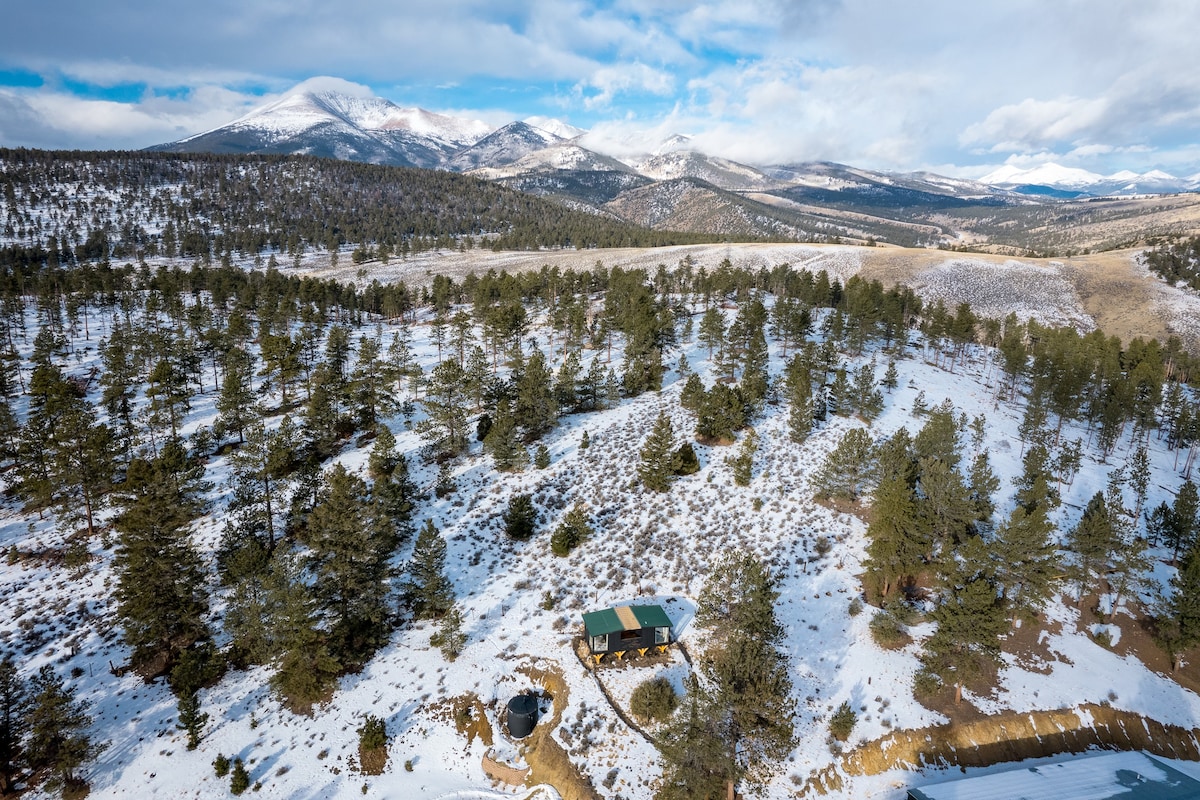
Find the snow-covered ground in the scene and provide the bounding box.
[0,278,1198,800]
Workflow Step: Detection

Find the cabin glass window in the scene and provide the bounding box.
[591,634,608,652]
[655,626,669,644]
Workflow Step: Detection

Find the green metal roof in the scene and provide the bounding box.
[582,604,672,637]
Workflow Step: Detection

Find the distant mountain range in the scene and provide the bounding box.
[147,78,1200,249]
[151,78,1200,200]
[980,163,1200,198]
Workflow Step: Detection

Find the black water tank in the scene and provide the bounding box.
[507,694,539,739]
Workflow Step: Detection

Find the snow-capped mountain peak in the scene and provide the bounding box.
[229,79,488,145]
[654,134,693,156]
[980,162,1105,188]
[523,116,586,141]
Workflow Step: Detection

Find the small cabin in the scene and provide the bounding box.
[581,604,672,663]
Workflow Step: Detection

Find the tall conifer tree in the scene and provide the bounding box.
[639,412,681,492]
[113,443,210,675]
[403,520,454,620]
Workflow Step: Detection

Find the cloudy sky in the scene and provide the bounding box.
[2,0,1199,177]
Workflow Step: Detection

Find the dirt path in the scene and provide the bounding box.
[516,663,602,800]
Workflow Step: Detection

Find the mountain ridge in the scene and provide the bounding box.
[153,79,1197,201]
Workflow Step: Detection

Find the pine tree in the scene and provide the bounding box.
[113,445,211,676]
[146,349,193,439]
[739,327,770,409]
[1161,541,1200,671]
[1129,444,1151,519]
[639,412,681,492]
[690,551,796,797]
[916,456,976,557]
[228,419,296,549]
[0,656,28,795]
[694,383,747,444]
[550,504,592,556]
[656,677,736,800]
[853,363,883,421]
[502,493,538,541]
[305,464,395,667]
[171,644,216,751]
[967,451,1001,524]
[350,335,398,430]
[787,378,814,444]
[675,442,701,476]
[576,356,606,412]
[268,549,341,715]
[604,368,621,408]
[680,373,706,413]
[434,462,457,498]
[403,520,454,620]
[230,757,250,795]
[302,363,346,459]
[555,350,582,412]
[828,368,852,416]
[1169,480,1200,563]
[17,362,114,537]
[99,322,141,462]
[214,346,257,445]
[483,399,528,472]
[417,359,470,456]
[514,348,557,437]
[1066,492,1118,609]
[728,429,757,487]
[913,401,961,469]
[367,426,416,534]
[919,538,1007,704]
[864,470,928,600]
[812,427,874,501]
[534,443,551,469]
[881,360,899,391]
[429,607,467,661]
[1107,534,1153,623]
[698,306,725,362]
[25,665,103,795]
[990,503,1061,625]
[1015,443,1061,512]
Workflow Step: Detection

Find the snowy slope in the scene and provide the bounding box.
[633,150,776,191]
[2,252,1200,800]
[446,121,565,171]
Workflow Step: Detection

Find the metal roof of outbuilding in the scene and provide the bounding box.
[907,751,1200,800]
[581,604,672,636]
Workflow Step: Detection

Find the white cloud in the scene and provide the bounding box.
[960,96,1112,154]
[1,0,1200,174]
[0,85,264,149]
[575,64,676,110]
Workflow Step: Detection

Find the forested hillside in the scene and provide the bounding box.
[1146,235,1200,291]
[0,150,726,275]
[1,247,1200,797]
